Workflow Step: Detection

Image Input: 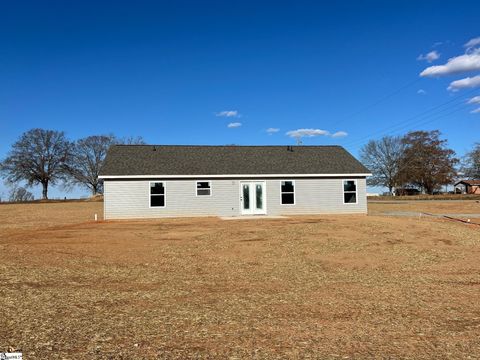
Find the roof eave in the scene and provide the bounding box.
[99,173,372,179]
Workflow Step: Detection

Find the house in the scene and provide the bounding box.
[99,145,371,219]
[454,180,480,194]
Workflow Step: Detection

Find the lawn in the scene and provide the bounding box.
[369,198,480,216]
[1,201,480,358]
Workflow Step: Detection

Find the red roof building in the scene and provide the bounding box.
[454,180,480,194]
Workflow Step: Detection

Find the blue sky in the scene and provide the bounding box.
[1,0,479,199]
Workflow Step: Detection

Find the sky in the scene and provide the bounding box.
[1,0,479,199]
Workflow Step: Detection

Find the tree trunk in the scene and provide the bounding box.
[388,185,393,195]
[42,181,48,200]
[92,185,98,196]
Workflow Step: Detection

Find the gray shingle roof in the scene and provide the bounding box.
[100,145,370,176]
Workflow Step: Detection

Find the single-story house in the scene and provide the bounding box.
[99,145,371,219]
[454,180,480,194]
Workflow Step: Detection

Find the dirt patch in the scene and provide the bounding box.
[1,202,480,358]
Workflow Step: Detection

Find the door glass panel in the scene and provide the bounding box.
[256,184,263,209]
[243,184,250,209]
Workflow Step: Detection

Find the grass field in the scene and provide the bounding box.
[369,198,480,217]
[370,194,480,201]
[1,200,480,358]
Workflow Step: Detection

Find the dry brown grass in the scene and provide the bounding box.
[369,199,480,215]
[0,201,103,230]
[1,201,480,359]
[371,194,480,201]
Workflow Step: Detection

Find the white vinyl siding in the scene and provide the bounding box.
[104,178,367,219]
[266,178,367,216]
[105,179,239,219]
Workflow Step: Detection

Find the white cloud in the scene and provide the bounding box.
[432,41,443,48]
[465,36,480,50]
[285,128,348,139]
[331,131,348,138]
[467,95,480,104]
[417,50,440,63]
[447,75,480,91]
[470,107,480,114]
[266,128,280,134]
[417,89,427,95]
[216,110,239,117]
[227,122,242,128]
[286,128,330,138]
[420,51,480,77]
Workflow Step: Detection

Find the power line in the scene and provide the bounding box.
[344,100,468,149]
[365,104,466,149]
[332,78,421,128]
[342,88,479,149]
[349,98,473,193]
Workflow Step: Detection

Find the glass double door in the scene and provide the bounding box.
[240,181,266,215]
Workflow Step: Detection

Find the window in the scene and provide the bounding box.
[150,182,165,207]
[281,180,295,205]
[343,180,357,204]
[196,181,211,196]
[255,183,263,209]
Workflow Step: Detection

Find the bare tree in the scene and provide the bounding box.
[360,136,405,194]
[0,129,72,199]
[64,135,116,195]
[462,143,480,179]
[398,130,458,194]
[115,136,146,145]
[64,134,147,195]
[8,184,34,202]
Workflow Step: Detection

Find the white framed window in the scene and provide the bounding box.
[196,181,212,196]
[343,179,357,204]
[280,180,295,205]
[150,181,166,207]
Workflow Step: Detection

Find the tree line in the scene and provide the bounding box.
[0,128,145,200]
[360,130,479,195]
[1,128,478,200]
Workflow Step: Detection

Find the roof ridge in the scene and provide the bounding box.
[113,144,343,147]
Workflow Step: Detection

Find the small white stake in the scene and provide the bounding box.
[94,213,98,221]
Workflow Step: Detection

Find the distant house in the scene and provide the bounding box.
[99,145,371,219]
[454,180,480,195]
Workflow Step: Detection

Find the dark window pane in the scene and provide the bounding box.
[197,189,211,196]
[281,181,294,193]
[344,192,356,203]
[151,182,165,195]
[243,184,250,209]
[281,193,294,204]
[197,182,210,189]
[256,184,263,209]
[151,195,165,207]
[344,181,356,192]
